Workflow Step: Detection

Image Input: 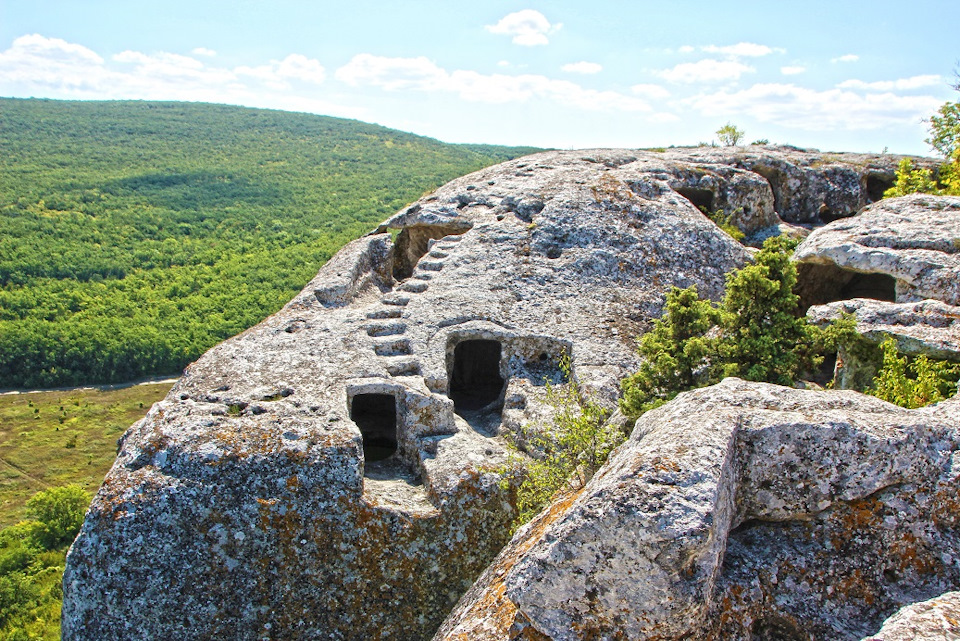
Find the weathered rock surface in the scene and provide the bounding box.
[795,194,960,311]
[862,590,960,640]
[435,379,960,640]
[808,298,960,390]
[63,146,931,640]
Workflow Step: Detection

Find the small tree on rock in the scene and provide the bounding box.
[716,122,745,146]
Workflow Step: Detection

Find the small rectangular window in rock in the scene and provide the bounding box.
[350,393,397,462]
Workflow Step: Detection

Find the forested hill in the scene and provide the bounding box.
[0,98,541,388]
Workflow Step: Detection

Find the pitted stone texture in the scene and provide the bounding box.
[810,299,960,362]
[64,148,927,640]
[660,145,924,225]
[795,195,960,309]
[435,379,960,641]
[862,591,960,640]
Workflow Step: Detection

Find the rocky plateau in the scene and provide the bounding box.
[61,146,959,640]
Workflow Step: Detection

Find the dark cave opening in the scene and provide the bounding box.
[392,224,466,281]
[795,263,897,313]
[675,187,715,213]
[350,393,398,462]
[865,174,894,203]
[448,339,505,414]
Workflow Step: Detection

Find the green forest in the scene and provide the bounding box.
[0,99,539,388]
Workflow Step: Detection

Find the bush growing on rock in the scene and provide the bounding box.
[503,352,623,528]
[868,337,960,408]
[621,236,856,418]
[716,122,745,146]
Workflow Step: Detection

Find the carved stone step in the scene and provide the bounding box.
[385,358,421,377]
[400,281,428,293]
[418,261,444,272]
[428,250,449,259]
[381,294,410,306]
[366,308,403,320]
[364,322,406,337]
[373,339,412,356]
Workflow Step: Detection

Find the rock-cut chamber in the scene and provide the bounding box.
[448,340,505,413]
[350,393,398,462]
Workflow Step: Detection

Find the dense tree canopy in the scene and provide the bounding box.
[0,99,539,388]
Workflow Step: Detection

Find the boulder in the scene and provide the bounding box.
[63,149,752,640]
[435,379,960,640]
[63,147,933,639]
[795,195,960,311]
[862,591,960,641]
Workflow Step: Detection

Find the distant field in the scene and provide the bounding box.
[0,382,174,526]
[0,98,539,388]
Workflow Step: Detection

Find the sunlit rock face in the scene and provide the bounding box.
[62,146,922,640]
[435,380,960,641]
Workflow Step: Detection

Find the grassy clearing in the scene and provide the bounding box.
[0,381,173,527]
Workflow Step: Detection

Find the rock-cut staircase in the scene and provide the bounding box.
[362,235,464,379]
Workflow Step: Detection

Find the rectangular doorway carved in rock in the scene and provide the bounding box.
[350,393,398,462]
[449,339,505,414]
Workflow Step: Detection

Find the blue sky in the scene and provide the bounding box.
[1,0,957,155]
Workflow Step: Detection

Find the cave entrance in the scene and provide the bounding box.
[449,340,505,414]
[675,187,715,213]
[350,393,397,462]
[392,224,466,281]
[796,263,897,313]
[865,174,894,203]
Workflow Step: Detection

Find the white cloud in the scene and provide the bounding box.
[657,59,754,84]
[678,45,695,54]
[832,54,859,63]
[781,65,807,76]
[0,35,359,119]
[631,83,671,99]
[335,53,650,112]
[0,34,108,92]
[485,10,561,46]
[836,74,941,91]
[497,60,511,67]
[335,54,446,91]
[236,54,326,89]
[685,82,942,131]
[191,47,216,57]
[702,43,781,58]
[561,61,602,74]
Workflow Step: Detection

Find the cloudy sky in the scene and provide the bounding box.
[1,0,957,155]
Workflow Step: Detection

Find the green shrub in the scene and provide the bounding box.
[867,338,959,408]
[620,236,857,419]
[504,352,623,529]
[620,285,720,416]
[24,485,88,550]
[884,158,939,198]
[716,122,745,146]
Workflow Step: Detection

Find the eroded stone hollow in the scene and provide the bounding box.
[675,187,714,213]
[449,340,505,413]
[796,262,897,312]
[865,174,894,203]
[350,393,398,462]
[392,224,465,280]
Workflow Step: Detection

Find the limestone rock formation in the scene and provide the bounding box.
[62,146,930,640]
[435,379,960,641]
[862,591,960,640]
[795,194,960,311]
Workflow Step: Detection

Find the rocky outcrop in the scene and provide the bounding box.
[809,299,960,390]
[435,379,960,640]
[795,194,960,311]
[862,591,960,640]
[62,146,934,640]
